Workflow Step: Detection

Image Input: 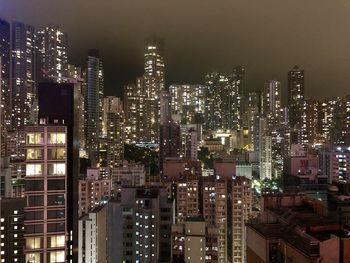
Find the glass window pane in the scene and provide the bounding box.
[26,253,41,263]
[49,250,65,262]
[49,235,65,248]
[26,133,43,144]
[26,237,41,249]
[48,163,66,175]
[26,164,43,176]
[26,149,44,160]
[48,133,66,144]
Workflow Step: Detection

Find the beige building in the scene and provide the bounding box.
[78,168,111,216]
[202,175,227,263]
[24,126,68,263]
[78,205,107,263]
[176,175,200,222]
[232,176,252,263]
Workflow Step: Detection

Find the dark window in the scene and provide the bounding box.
[25,211,44,221]
[25,224,44,234]
[47,179,65,191]
[47,222,65,233]
[28,195,44,207]
[47,194,65,206]
[26,180,44,191]
[47,210,65,219]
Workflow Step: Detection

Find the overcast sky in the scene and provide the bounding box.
[1,0,350,98]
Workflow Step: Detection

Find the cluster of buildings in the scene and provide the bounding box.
[0,15,350,263]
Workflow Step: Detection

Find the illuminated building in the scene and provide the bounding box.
[79,187,173,263]
[204,72,242,132]
[24,125,68,263]
[231,176,252,263]
[0,18,11,155]
[34,82,80,262]
[85,50,104,161]
[36,26,68,82]
[169,84,206,124]
[124,40,165,144]
[0,197,25,263]
[11,21,36,129]
[330,146,350,182]
[103,96,124,167]
[78,168,111,216]
[202,175,228,262]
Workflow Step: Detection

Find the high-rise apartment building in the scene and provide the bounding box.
[124,40,165,144]
[204,71,242,132]
[24,125,68,263]
[0,197,25,263]
[0,18,11,156]
[288,65,304,107]
[78,187,173,263]
[78,168,111,216]
[103,96,124,167]
[169,84,206,124]
[85,50,104,159]
[160,119,181,172]
[36,26,68,83]
[11,21,36,129]
[181,127,198,160]
[288,66,305,145]
[261,80,281,119]
[176,175,200,222]
[144,39,165,86]
[330,146,350,182]
[123,81,146,143]
[259,118,272,179]
[202,175,228,263]
[37,82,80,262]
[78,205,108,263]
[231,176,252,263]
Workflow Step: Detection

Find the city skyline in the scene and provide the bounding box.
[2,0,350,98]
[1,2,350,263]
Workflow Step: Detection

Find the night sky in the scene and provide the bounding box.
[1,0,350,98]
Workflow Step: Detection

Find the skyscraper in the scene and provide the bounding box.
[123,82,146,143]
[144,39,165,86]
[288,65,305,106]
[11,21,36,129]
[288,66,305,144]
[261,80,281,118]
[160,119,181,171]
[204,72,242,132]
[169,84,205,124]
[0,18,11,156]
[36,26,68,83]
[35,82,80,262]
[124,40,165,144]
[24,125,68,263]
[85,50,104,160]
[103,96,124,167]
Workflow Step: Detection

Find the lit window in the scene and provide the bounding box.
[50,235,65,248]
[26,253,40,263]
[26,237,41,249]
[49,250,65,262]
[48,133,66,144]
[26,133,43,144]
[26,164,43,176]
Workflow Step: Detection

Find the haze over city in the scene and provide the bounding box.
[2,0,350,97]
[1,1,350,263]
